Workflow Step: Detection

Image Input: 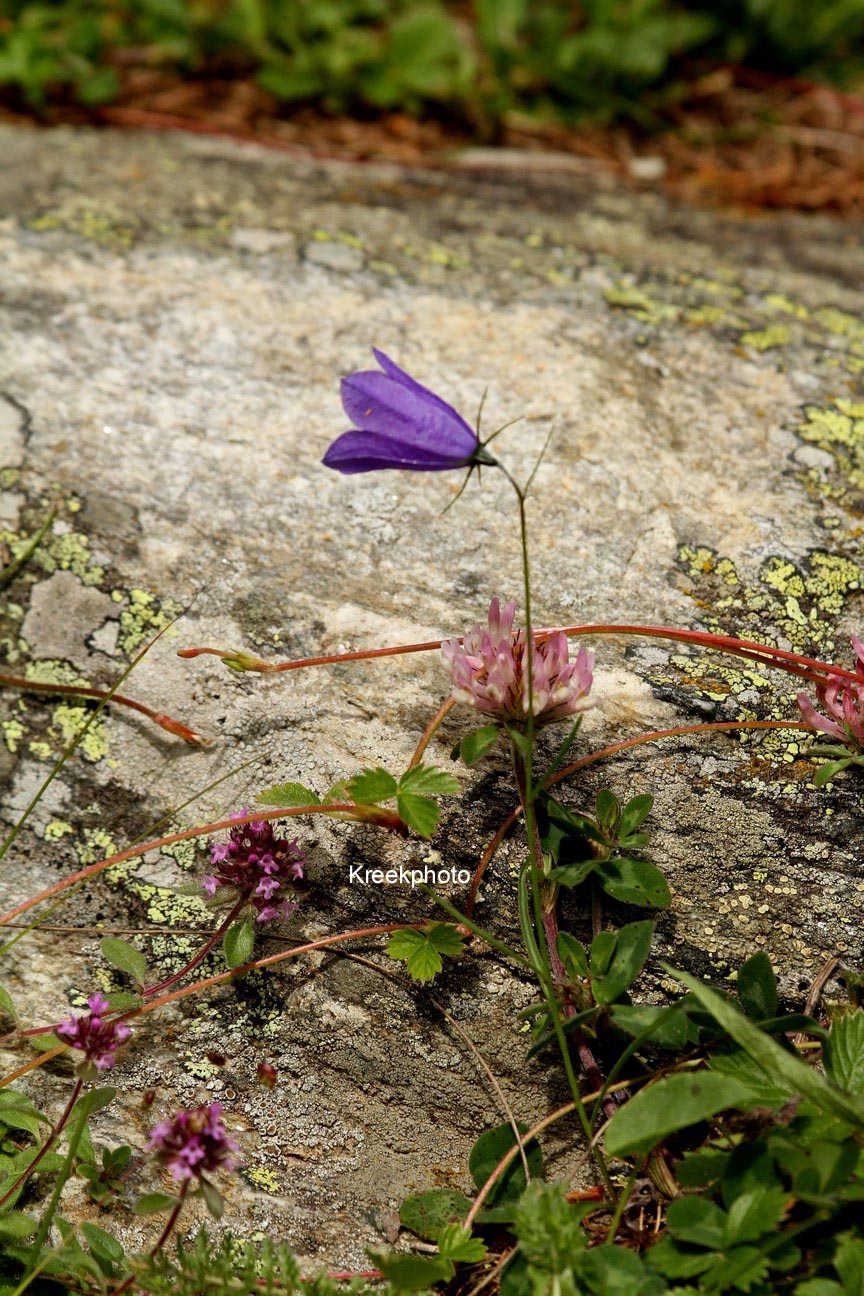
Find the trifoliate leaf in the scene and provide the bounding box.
[387,924,464,981]
[256,782,321,807]
[346,767,398,804]
[101,936,147,986]
[437,1223,486,1264]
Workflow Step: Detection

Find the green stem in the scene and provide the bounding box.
[29,1081,89,1263]
[111,1180,190,1296]
[0,1078,82,1210]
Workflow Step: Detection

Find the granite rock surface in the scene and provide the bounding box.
[0,124,863,1262]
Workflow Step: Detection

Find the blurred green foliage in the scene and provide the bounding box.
[0,0,863,126]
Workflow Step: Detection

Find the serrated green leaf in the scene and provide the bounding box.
[399,1189,472,1241]
[824,1012,864,1094]
[387,924,463,981]
[370,1251,452,1289]
[224,916,255,969]
[456,725,500,766]
[618,793,653,839]
[468,1121,543,1205]
[737,952,778,1021]
[604,1070,754,1157]
[399,764,460,797]
[592,920,654,1004]
[597,856,670,908]
[101,936,147,986]
[346,767,398,804]
[255,781,321,807]
[396,792,440,838]
[437,1223,486,1264]
[134,1191,177,1215]
[670,967,864,1129]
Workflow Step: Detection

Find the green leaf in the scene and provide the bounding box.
[0,1091,51,1137]
[670,967,864,1129]
[199,1177,224,1219]
[399,764,460,797]
[346,767,398,804]
[396,792,440,838]
[604,1070,754,1157]
[0,985,17,1022]
[618,793,653,839]
[611,1002,694,1050]
[835,1232,864,1295]
[455,725,500,766]
[370,1251,452,1289]
[556,931,588,979]
[468,1121,543,1205]
[0,1212,37,1239]
[74,1087,116,1119]
[134,1191,177,1215]
[709,1047,794,1110]
[824,1012,864,1094]
[255,781,320,807]
[437,1223,486,1264]
[224,915,255,969]
[597,856,670,908]
[81,1221,124,1263]
[103,991,143,1013]
[549,858,599,888]
[592,920,654,1004]
[101,936,147,986]
[814,758,855,786]
[399,1189,472,1242]
[387,924,464,982]
[596,789,619,833]
[590,929,617,978]
[723,1185,787,1245]
[737,952,778,1021]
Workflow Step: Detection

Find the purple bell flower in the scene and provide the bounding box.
[323,349,495,474]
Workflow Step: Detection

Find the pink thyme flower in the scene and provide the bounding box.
[441,597,595,728]
[56,992,131,1074]
[204,811,306,924]
[798,634,864,750]
[147,1102,238,1182]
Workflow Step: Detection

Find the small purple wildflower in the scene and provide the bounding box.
[147,1102,238,1182]
[204,811,306,923]
[798,635,864,750]
[323,349,494,474]
[442,597,595,728]
[56,992,131,1074]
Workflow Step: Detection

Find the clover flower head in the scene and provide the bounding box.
[798,634,864,750]
[203,811,306,923]
[322,348,486,474]
[441,597,595,728]
[147,1102,238,1182]
[56,992,131,1073]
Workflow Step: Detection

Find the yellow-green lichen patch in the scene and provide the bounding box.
[0,526,104,586]
[183,1051,221,1081]
[76,828,118,866]
[604,283,679,327]
[117,589,184,656]
[2,718,25,753]
[740,325,792,352]
[126,882,206,926]
[764,294,810,320]
[798,400,864,498]
[44,818,74,841]
[28,201,135,250]
[51,702,108,762]
[812,308,864,342]
[244,1167,281,1194]
[160,837,201,873]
